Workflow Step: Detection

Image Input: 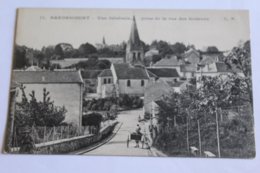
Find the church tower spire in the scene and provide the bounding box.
[125,16,144,66]
[102,36,106,45]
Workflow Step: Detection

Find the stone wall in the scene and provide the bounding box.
[34,122,117,154]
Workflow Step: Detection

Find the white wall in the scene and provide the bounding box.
[118,79,148,96]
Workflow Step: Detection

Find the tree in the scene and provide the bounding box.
[42,45,55,59]
[171,42,188,55]
[151,40,173,57]
[206,46,219,53]
[13,45,28,69]
[78,42,97,57]
[224,40,252,104]
[15,86,67,127]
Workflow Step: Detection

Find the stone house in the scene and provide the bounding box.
[12,70,84,127]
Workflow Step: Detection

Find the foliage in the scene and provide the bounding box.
[15,86,67,127]
[83,95,143,111]
[154,73,254,157]
[206,46,219,53]
[224,40,252,103]
[78,42,97,57]
[82,113,103,128]
[68,56,111,70]
[13,45,27,69]
[151,40,188,58]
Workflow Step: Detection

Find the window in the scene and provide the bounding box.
[137,52,141,59]
[104,78,107,84]
[133,52,136,60]
[127,80,131,87]
[108,78,111,84]
[141,80,145,86]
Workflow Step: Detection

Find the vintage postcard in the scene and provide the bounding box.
[3,8,255,158]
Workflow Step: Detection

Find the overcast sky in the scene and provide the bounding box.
[15,8,250,51]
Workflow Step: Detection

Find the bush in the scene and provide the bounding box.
[82,113,103,128]
[83,95,143,111]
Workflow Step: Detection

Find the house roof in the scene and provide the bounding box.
[153,55,184,67]
[166,81,186,87]
[200,53,223,65]
[98,69,112,77]
[147,68,179,78]
[199,62,241,73]
[112,63,149,79]
[81,70,102,79]
[144,80,173,104]
[180,64,197,72]
[25,66,43,71]
[215,62,234,72]
[182,49,201,64]
[12,70,84,84]
[147,70,158,78]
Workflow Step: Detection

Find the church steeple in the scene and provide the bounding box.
[125,16,144,66]
[102,36,106,45]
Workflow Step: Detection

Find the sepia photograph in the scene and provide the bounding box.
[3,8,255,158]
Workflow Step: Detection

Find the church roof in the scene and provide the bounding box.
[12,70,84,84]
[112,63,149,80]
[147,68,179,78]
[127,16,143,51]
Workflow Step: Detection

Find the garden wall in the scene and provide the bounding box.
[34,122,118,154]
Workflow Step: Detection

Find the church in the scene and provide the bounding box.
[97,16,150,98]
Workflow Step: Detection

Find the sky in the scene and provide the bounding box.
[15,8,250,51]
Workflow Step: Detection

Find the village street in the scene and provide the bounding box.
[83,108,153,157]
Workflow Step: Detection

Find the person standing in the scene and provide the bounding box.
[135,124,141,148]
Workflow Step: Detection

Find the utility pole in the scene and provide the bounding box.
[216,107,221,158]
[186,109,190,154]
[197,119,202,157]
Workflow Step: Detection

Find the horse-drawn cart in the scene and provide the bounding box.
[126,132,143,148]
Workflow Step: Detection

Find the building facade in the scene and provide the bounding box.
[12,70,84,127]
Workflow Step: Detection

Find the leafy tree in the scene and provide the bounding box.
[15,86,67,127]
[171,42,188,55]
[151,40,173,57]
[42,45,55,59]
[224,40,252,104]
[13,45,27,69]
[152,54,162,64]
[78,42,97,57]
[82,113,103,133]
[206,46,219,53]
